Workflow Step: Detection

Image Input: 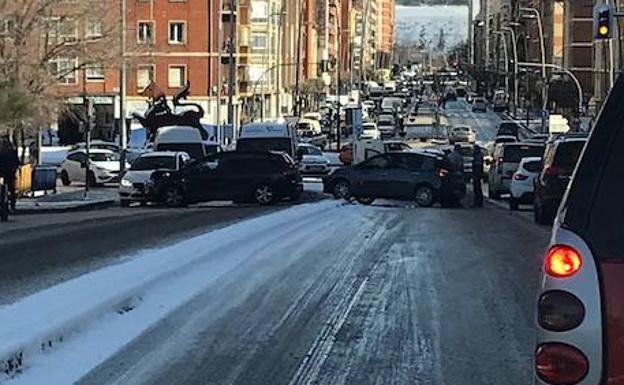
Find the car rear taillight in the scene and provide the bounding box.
[535,343,588,385]
[538,290,585,332]
[513,173,528,181]
[545,245,582,278]
[437,168,449,178]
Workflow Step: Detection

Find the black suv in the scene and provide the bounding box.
[533,136,587,224]
[149,151,303,207]
[496,121,522,138]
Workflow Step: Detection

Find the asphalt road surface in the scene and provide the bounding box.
[0,191,322,305]
[74,200,550,385]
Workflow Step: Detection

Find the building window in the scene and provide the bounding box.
[85,19,103,39]
[86,63,105,81]
[168,22,185,44]
[251,0,268,22]
[59,18,77,42]
[136,65,155,90]
[49,57,77,84]
[250,32,267,50]
[137,21,154,44]
[168,65,186,87]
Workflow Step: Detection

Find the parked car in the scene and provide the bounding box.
[471,97,487,112]
[360,122,381,140]
[119,151,190,207]
[449,125,476,144]
[492,90,508,112]
[533,136,587,224]
[377,115,396,138]
[148,151,303,207]
[533,76,624,385]
[488,142,544,199]
[496,120,522,138]
[508,156,542,210]
[60,149,125,186]
[297,143,330,175]
[322,152,464,206]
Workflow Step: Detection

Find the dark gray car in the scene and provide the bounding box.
[322,152,460,207]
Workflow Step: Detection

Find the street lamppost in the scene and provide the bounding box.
[518,62,583,114]
[519,7,547,110]
[492,31,510,97]
[501,26,518,116]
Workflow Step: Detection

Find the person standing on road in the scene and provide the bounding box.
[0,137,20,211]
[447,144,464,175]
[472,145,484,208]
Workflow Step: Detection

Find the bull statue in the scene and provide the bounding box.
[132,81,208,141]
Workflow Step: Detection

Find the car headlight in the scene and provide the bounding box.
[120,178,132,187]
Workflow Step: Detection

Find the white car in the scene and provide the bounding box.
[360,122,381,140]
[119,151,190,206]
[450,125,477,143]
[297,143,330,175]
[509,156,542,210]
[60,149,126,186]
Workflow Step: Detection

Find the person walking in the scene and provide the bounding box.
[472,145,484,208]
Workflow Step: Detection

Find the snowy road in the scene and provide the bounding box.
[51,200,549,385]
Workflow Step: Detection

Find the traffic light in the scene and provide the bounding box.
[594,4,614,39]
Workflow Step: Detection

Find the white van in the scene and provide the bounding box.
[238,122,298,161]
[154,126,214,160]
[353,139,385,164]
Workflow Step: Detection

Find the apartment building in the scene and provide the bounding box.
[376,0,395,69]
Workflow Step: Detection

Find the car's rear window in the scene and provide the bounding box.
[553,141,586,170]
[523,160,542,173]
[503,145,544,162]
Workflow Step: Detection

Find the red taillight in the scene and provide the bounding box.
[437,168,449,178]
[513,173,528,181]
[544,165,561,177]
[545,246,582,278]
[535,343,588,384]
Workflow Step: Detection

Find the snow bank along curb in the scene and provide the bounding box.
[0,200,338,378]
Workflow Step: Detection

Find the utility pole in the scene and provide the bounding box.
[468,0,473,65]
[119,0,127,174]
[227,0,237,128]
[294,0,303,117]
[275,4,284,118]
[217,0,223,135]
[336,8,341,151]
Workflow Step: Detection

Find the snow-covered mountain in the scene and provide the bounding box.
[395,5,471,51]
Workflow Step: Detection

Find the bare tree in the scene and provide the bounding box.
[0,0,121,140]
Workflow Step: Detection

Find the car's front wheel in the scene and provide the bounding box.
[414,185,435,207]
[332,179,351,199]
[165,186,186,207]
[254,183,276,205]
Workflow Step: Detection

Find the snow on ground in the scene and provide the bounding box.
[2,200,367,385]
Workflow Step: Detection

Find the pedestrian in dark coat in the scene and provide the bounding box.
[472,145,484,208]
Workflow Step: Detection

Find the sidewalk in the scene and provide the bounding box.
[15,188,117,214]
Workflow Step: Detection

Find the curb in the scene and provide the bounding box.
[13,199,117,215]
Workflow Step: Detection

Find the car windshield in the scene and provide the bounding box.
[89,152,119,162]
[503,145,544,162]
[131,156,177,170]
[237,138,292,154]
